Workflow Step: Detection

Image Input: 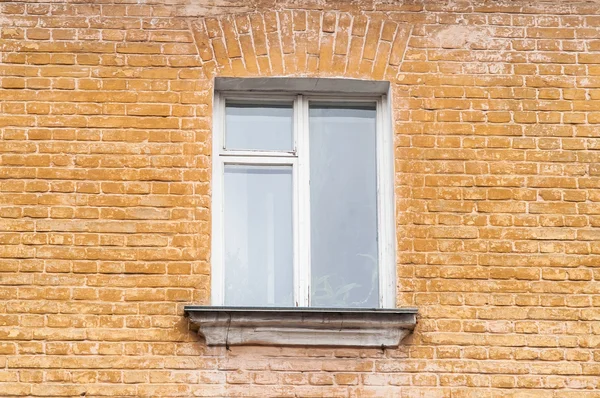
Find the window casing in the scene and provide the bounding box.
[211,89,395,309]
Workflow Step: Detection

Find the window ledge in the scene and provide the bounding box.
[184,306,417,347]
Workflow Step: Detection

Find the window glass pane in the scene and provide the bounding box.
[309,104,379,308]
[225,102,293,151]
[224,165,294,306]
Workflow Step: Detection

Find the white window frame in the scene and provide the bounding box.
[211,89,396,308]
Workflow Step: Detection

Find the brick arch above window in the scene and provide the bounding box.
[189,11,411,80]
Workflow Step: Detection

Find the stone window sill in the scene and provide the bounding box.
[184,306,417,347]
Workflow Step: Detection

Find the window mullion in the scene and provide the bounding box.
[296,94,311,307]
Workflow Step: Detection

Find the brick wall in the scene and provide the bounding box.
[1,0,599,396]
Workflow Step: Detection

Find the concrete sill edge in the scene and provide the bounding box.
[184,306,418,347]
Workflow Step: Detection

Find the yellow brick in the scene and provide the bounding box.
[0,2,598,396]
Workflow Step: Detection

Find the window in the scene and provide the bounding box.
[211,79,395,309]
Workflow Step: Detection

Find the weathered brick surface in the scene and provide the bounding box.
[1,0,600,396]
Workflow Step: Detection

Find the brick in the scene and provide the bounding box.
[0,2,599,397]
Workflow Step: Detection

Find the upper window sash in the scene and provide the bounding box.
[217,93,298,157]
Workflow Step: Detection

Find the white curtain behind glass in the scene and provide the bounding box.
[224,166,293,306]
[309,105,378,308]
